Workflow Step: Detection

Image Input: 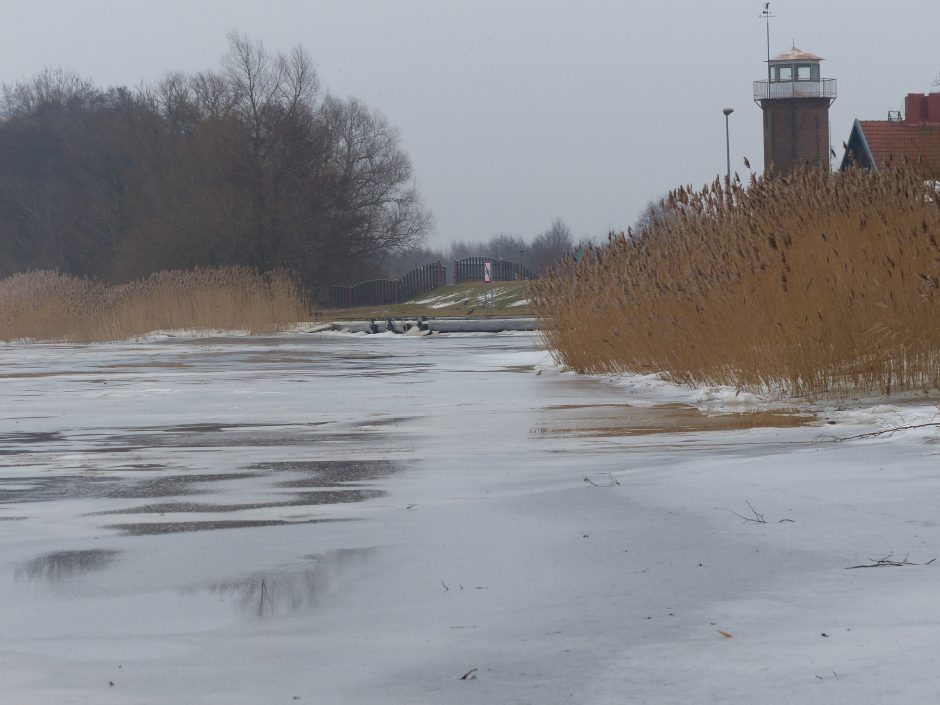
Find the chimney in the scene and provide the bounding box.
[905,93,927,124]
[928,93,940,124]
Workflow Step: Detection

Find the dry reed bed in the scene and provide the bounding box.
[533,167,940,398]
[0,267,313,343]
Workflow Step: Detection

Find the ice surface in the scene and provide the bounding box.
[0,332,938,704]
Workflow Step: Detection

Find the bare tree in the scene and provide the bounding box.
[189,70,239,121]
[282,45,320,116]
[317,96,431,262]
[223,31,284,148]
[0,33,430,289]
[381,245,447,278]
[484,232,526,260]
[0,67,97,119]
[631,196,687,240]
[530,217,574,272]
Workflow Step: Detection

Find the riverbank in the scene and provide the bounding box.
[320,280,533,320]
[326,316,537,334]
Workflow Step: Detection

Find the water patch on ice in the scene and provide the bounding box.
[105,517,355,536]
[0,431,64,447]
[110,427,392,449]
[248,459,401,486]
[92,490,384,515]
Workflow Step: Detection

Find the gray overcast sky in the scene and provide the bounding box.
[2,1,939,248]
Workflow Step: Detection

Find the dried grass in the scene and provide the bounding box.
[0,267,313,343]
[532,166,940,398]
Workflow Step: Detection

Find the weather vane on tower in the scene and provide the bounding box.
[761,2,774,84]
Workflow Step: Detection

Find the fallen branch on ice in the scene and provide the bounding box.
[845,553,936,569]
[824,422,940,443]
[719,501,768,524]
[584,474,620,487]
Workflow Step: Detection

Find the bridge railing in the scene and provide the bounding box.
[453,257,535,284]
[327,260,446,308]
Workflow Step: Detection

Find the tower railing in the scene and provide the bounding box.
[753,78,837,101]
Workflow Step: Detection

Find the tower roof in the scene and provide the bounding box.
[770,47,823,62]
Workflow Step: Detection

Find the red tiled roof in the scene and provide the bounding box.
[859,120,940,177]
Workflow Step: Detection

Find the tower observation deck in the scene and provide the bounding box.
[754,47,836,173]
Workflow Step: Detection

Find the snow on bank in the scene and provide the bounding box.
[410,285,524,309]
[547,367,939,433]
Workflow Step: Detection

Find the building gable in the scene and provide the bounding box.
[841,93,940,178]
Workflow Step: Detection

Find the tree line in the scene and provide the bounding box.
[0,33,431,290]
[384,217,588,278]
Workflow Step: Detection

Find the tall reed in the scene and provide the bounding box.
[0,267,313,343]
[533,167,940,398]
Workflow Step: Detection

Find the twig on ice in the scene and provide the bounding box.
[719,501,767,524]
[824,422,940,443]
[584,474,620,487]
[844,553,934,569]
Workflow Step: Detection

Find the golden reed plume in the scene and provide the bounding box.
[532,166,940,398]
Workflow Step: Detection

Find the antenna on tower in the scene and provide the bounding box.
[760,2,774,84]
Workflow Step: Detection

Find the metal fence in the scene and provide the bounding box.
[453,257,535,284]
[753,78,837,101]
[327,260,446,308]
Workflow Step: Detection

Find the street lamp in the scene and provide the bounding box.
[722,107,734,185]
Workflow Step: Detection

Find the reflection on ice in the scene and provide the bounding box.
[533,403,812,438]
[16,549,119,584]
[195,548,374,618]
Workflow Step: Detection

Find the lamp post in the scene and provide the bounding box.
[722,107,734,185]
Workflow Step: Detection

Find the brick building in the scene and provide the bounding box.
[840,93,940,178]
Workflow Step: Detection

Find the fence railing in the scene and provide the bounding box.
[327,260,446,308]
[753,78,837,101]
[453,257,535,284]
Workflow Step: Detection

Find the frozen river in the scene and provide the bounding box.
[1,332,939,704]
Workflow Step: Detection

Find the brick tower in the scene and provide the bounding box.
[754,47,836,174]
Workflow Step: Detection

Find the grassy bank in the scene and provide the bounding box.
[533,167,940,398]
[0,268,313,343]
[321,281,533,319]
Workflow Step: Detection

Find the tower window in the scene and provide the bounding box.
[777,65,793,82]
[796,65,812,81]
